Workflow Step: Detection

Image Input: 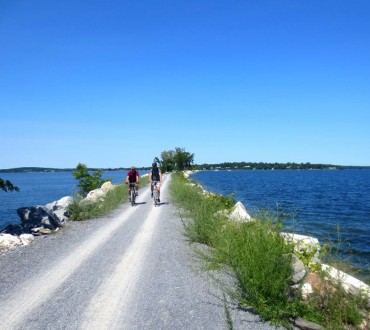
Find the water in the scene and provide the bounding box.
[191,169,370,274]
[0,170,148,230]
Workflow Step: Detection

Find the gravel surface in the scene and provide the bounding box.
[0,174,284,329]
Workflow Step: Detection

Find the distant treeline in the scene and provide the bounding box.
[1,163,369,173]
[193,162,370,170]
[0,167,151,173]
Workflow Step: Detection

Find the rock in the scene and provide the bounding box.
[82,188,105,203]
[301,283,313,300]
[44,196,73,225]
[2,224,24,235]
[321,264,370,299]
[101,181,114,193]
[17,206,61,230]
[292,317,324,330]
[291,253,307,284]
[229,202,252,222]
[0,233,22,250]
[19,233,35,245]
[31,227,53,235]
[281,233,321,267]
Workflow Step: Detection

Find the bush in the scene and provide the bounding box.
[72,163,111,197]
[68,184,127,220]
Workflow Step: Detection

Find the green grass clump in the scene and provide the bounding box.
[68,176,149,221]
[169,172,369,329]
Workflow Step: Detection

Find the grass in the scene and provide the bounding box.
[68,175,149,221]
[169,172,369,329]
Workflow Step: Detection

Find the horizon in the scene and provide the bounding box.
[1,160,370,172]
[1,1,369,168]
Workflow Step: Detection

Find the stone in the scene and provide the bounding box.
[290,253,307,284]
[82,188,105,203]
[301,283,313,300]
[281,233,321,266]
[19,233,35,245]
[0,233,22,250]
[17,206,61,230]
[229,201,252,222]
[101,181,114,193]
[31,227,52,235]
[321,264,370,299]
[44,196,73,225]
[292,317,324,330]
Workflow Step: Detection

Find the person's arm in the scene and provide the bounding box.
[159,171,163,182]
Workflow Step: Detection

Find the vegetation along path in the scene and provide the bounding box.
[0,174,280,330]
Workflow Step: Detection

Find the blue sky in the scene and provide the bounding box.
[1,0,369,168]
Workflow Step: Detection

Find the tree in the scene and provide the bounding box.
[173,147,194,170]
[72,163,110,197]
[0,178,19,192]
[160,150,175,172]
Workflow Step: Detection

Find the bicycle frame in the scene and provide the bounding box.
[128,182,136,206]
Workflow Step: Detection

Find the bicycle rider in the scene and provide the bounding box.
[125,166,140,200]
[149,162,162,202]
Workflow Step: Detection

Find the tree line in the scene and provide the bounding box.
[193,161,340,170]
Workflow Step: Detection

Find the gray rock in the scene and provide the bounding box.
[17,206,61,230]
[292,317,324,330]
[44,196,73,225]
[291,254,307,284]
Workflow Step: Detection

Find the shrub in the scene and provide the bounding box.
[72,163,111,197]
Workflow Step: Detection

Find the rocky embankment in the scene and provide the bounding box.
[0,181,115,252]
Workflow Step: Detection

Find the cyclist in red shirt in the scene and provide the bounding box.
[125,166,140,198]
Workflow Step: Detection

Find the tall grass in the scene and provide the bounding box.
[169,172,369,329]
[68,176,149,221]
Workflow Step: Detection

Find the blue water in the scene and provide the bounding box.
[192,170,370,274]
[0,170,148,230]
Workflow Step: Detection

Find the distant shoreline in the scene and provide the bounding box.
[1,164,370,173]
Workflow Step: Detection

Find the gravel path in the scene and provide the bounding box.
[0,174,282,329]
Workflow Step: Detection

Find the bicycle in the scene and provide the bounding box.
[151,181,160,206]
[128,182,137,206]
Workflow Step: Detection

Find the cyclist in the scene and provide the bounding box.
[125,166,140,200]
[149,162,162,202]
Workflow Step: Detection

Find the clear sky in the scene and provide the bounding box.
[1,1,369,168]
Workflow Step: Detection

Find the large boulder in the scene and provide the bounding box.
[321,264,370,299]
[101,181,114,193]
[17,206,61,230]
[45,196,73,225]
[82,188,105,203]
[229,202,252,222]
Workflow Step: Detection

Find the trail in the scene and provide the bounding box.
[0,175,280,329]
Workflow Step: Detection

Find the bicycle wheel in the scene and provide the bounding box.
[153,188,158,206]
[131,188,135,206]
